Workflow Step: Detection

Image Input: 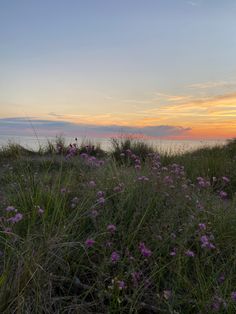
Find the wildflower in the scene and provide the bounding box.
[211,296,227,311]
[135,164,141,170]
[113,184,123,193]
[91,209,98,217]
[198,223,206,230]
[200,235,215,249]
[231,291,236,302]
[71,197,79,204]
[126,149,132,155]
[218,273,225,284]
[219,191,227,199]
[38,207,44,214]
[135,159,141,165]
[5,206,16,212]
[117,280,126,290]
[137,176,149,182]
[8,213,23,223]
[60,187,67,194]
[97,197,105,205]
[222,176,230,183]
[80,152,88,159]
[162,166,168,171]
[170,248,177,256]
[185,250,195,257]
[3,227,12,234]
[111,251,120,263]
[107,224,116,233]
[139,242,152,258]
[88,180,96,188]
[97,191,105,198]
[163,290,172,300]
[163,176,173,185]
[131,271,142,286]
[85,238,95,247]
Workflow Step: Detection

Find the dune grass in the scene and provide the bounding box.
[0,138,236,313]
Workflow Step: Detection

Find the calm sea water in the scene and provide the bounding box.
[0,134,227,154]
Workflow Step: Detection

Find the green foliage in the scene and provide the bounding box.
[110,137,154,162]
[0,138,236,313]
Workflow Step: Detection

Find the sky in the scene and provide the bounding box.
[0,0,236,139]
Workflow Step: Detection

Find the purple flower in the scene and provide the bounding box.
[91,209,98,217]
[117,280,126,290]
[80,152,88,159]
[185,250,195,257]
[198,223,206,230]
[107,224,116,233]
[139,242,152,258]
[71,197,79,204]
[163,290,172,300]
[88,180,96,188]
[8,213,23,223]
[131,271,142,286]
[113,184,124,193]
[211,296,227,311]
[5,206,16,212]
[222,176,230,183]
[231,291,236,302]
[200,235,215,249]
[111,251,120,263]
[85,238,95,247]
[60,187,67,194]
[219,191,227,199]
[97,197,105,205]
[3,227,12,234]
[218,273,225,284]
[97,191,105,198]
[137,176,149,182]
[170,248,177,256]
[38,207,44,214]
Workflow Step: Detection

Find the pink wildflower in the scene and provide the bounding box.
[5,206,16,212]
[107,224,116,233]
[163,290,172,300]
[139,242,152,258]
[88,181,96,188]
[198,223,206,230]
[222,176,230,183]
[185,250,195,257]
[8,213,23,223]
[85,238,95,247]
[111,251,120,263]
[219,191,227,199]
[231,291,236,301]
[38,207,44,214]
[117,280,126,290]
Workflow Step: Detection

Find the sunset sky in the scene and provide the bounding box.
[0,0,236,139]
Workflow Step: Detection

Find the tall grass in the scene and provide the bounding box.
[0,138,236,313]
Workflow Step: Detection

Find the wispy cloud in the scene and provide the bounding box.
[188,81,236,90]
[186,0,200,6]
[0,117,191,138]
